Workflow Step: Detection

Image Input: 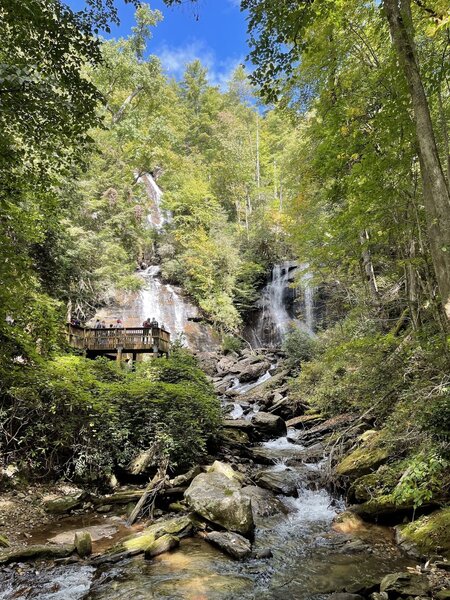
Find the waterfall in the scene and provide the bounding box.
[139,266,189,339]
[137,172,171,229]
[248,261,316,348]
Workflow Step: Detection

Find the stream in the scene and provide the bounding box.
[0,430,414,600]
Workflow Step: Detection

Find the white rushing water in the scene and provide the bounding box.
[139,266,189,339]
[137,172,171,229]
[250,261,316,347]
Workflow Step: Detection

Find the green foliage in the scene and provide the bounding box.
[282,329,317,371]
[221,335,243,354]
[1,351,221,482]
[392,451,450,508]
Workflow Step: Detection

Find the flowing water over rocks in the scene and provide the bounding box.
[0,414,415,600]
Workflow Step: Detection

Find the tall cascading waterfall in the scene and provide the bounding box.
[247,261,316,348]
[135,175,218,350]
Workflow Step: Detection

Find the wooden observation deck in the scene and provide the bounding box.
[67,324,170,361]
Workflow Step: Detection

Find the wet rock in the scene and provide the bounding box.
[329,594,365,600]
[0,534,10,548]
[251,412,287,437]
[97,504,112,513]
[286,414,324,429]
[238,360,270,383]
[184,472,254,535]
[435,561,450,572]
[241,485,288,520]
[380,572,430,597]
[0,544,75,565]
[206,531,251,559]
[43,495,83,515]
[252,548,273,559]
[74,531,92,558]
[144,534,179,559]
[254,469,299,496]
[332,511,368,534]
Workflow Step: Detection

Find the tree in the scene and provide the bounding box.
[238,0,450,321]
[382,0,450,320]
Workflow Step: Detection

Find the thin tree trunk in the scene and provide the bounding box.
[359,229,380,304]
[383,0,450,320]
[256,114,261,194]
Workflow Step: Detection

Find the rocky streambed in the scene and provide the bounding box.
[0,349,449,600]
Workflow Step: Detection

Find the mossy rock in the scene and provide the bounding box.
[349,463,402,502]
[122,515,193,553]
[396,508,450,559]
[0,544,75,565]
[221,428,249,445]
[144,534,179,559]
[74,531,92,558]
[336,434,390,479]
[0,535,10,548]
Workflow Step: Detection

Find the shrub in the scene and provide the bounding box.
[222,335,243,354]
[1,350,221,483]
[282,328,317,371]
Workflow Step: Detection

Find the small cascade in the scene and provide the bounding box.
[139,266,189,339]
[248,261,316,348]
[138,172,171,229]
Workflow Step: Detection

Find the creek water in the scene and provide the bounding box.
[0,432,414,600]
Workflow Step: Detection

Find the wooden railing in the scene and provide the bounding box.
[67,324,170,355]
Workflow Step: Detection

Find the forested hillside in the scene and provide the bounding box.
[0,0,449,597]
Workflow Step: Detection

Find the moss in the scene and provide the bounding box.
[350,463,403,502]
[336,433,390,479]
[397,508,450,558]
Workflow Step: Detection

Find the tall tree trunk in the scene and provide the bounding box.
[383,0,450,320]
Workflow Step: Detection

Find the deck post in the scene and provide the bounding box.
[116,345,123,366]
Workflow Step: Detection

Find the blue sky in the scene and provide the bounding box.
[68,0,249,87]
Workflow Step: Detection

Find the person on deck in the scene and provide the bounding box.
[151,318,159,329]
[101,320,106,329]
[143,318,151,343]
[115,319,123,328]
[94,319,102,329]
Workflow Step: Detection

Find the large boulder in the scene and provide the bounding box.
[254,468,299,496]
[206,531,251,559]
[335,433,389,480]
[251,412,287,437]
[238,360,270,383]
[395,508,450,559]
[380,572,430,598]
[241,485,288,522]
[184,472,254,535]
[216,356,238,376]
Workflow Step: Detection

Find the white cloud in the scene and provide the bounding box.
[156,40,244,90]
